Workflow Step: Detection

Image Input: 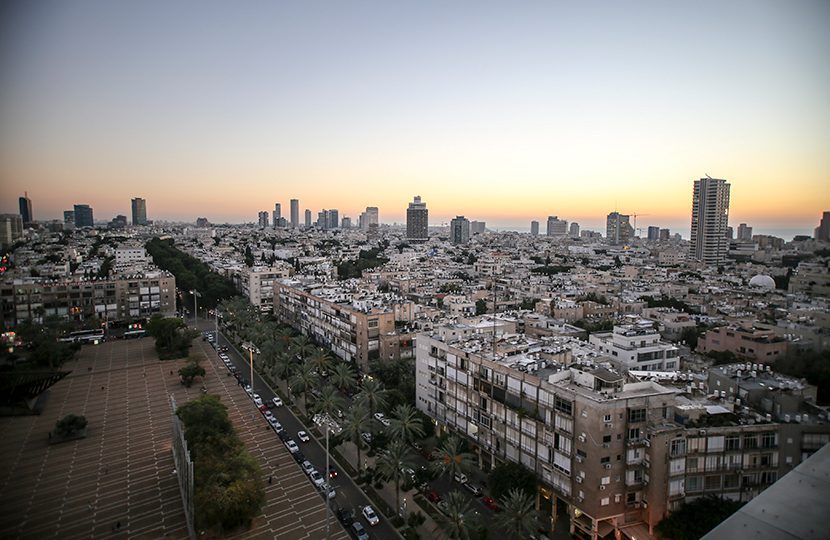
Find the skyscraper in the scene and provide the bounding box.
[273,203,281,226]
[546,216,567,237]
[569,222,580,238]
[816,212,830,242]
[647,226,660,241]
[131,197,147,226]
[258,211,269,228]
[606,212,633,245]
[0,214,23,246]
[450,216,471,244]
[18,193,32,225]
[63,210,75,230]
[530,221,539,236]
[74,204,94,228]
[304,209,312,227]
[690,176,731,265]
[406,196,428,242]
[737,223,753,241]
[290,199,299,228]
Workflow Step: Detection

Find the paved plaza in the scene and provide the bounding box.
[0,337,347,539]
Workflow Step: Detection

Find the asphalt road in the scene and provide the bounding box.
[211,330,402,540]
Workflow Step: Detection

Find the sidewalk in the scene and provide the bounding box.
[336,440,447,540]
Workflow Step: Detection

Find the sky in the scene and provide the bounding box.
[1,1,828,236]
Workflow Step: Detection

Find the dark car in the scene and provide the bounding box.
[328,466,338,479]
[292,451,305,464]
[278,430,290,442]
[336,507,355,527]
[427,490,442,503]
[482,496,498,511]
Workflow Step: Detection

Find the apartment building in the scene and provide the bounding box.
[698,324,788,363]
[415,323,830,539]
[589,317,680,372]
[0,270,176,326]
[273,280,413,371]
[236,264,292,312]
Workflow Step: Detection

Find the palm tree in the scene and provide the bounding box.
[330,362,357,394]
[341,404,371,470]
[431,435,475,481]
[388,403,426,444]
[275,327,294,351]
[289,363,318,412]
[437,490,473,540]
[356,378,388,430]
[493,487,538,538]
[311,384,345,419]
[291,335,315,361]
[376,439,413,513]
[309,348,332,375]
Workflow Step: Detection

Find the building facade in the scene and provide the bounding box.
[0,214,24,247]
[19,194,32,225]
[290,199,300,228]
[74,204,94,228]
[606,212,633,245]
[131,197,147,226]
[531,221,540,236]
[589,317,680,372]
[450,216,471,244]
[690,177,731,265]
[407,196,429,242]
[547,216,568,237]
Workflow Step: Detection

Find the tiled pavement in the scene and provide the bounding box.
[0,338,348,540]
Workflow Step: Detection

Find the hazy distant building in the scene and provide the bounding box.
[73,204,94,228]
[304,209,312,227]
[470,221,486,235]
[530,221,539,236]
[450,216,471,244]
[290,199,300,228]
[18,193,32,225]
[63,210,75,230]
[0,214,23,246]
[815,212,830,242]
[341,217,351,229]
[195,217,209,227]
[328,209,339,229]
[258,211,269,228]
[660,228,670,241]
[272,203,281,226]
[131,197,147,226]
[360,206,379,230]
[737,223,753,241]
[109,215,128,228]
[546,216,567,237]
[606,212,633,245]
[569,222,580,238]
[647,226,660,241]
[726,226,734,240]
[406,196,428,242]
[690,176,731,265]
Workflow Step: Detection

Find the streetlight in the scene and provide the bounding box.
[242,341,260,391]
[325,421,331,540]
[189,289,201,328]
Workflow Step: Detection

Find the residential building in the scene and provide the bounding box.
[471,221,486,235]
[450,216,471,244]
[737,223,753,241]
[115,246,148,268]
[272,203,281,226]
[606,212,633,245]
[304,209,312,227]
[19,193,32,225]
[109,215,128,228]
[0,270,176,326]
[647,226,660,241]
[73,204,94,228]
[698,324,788,362]
[531,221,540,236]
[0,214,24,247]
[659,228,670,241]
[131,197,147,226]
[689,177,731,265]
[195,217,209,227]
[360,206,379,230]
[290,199,300,228]
[589,317,680,372]
[569,222,580,238]
[547,216,568,237]
[63,211,75,230]
[236,264,292,312]
[341,217,352,229]
[407,196,428,242]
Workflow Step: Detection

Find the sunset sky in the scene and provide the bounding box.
[1,1,828,236]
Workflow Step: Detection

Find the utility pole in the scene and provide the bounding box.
[242,341,260,391]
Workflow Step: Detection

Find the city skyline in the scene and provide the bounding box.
[1,1,828,233]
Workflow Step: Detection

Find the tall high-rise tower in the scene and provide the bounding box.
[18,193,32,225]
[690,176,731,265]
[606,212,633,245]
[290,199,300,228]
[131,197,147,225]
[273,203,281,226]
[74,204,94,228]
[450,216,470,244]
[814,212,829,242]
[406,196,428,242]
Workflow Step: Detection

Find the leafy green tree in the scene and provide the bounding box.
[388,403,425,443]
[431,435,475,481]
[475,299,487,315]
[179,357,206,387]
[656,496,743,540]
[176,394,234,450]
[488,462,537,501]
[376,439,414,512]
[54,414,87,437]
[680,326,700,350]
[493,488,538,538]
[147,316,197,359]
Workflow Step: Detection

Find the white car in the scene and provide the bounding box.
[272,396,284,407]
[319,481,336,499]
[267,416,280,429]
[362,505,380,526]
[309,470,325,487]
[301,460,315,476]
[253,396,263,407]
[245,385,253,395]
[374,412,391,427]
[297,430,310,442]
[285,440,299,453]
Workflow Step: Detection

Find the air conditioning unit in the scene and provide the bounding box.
[578,435,586,443]
[604,463,612,469]
[576,456,584,463]
[605,423,613,428]
[575,476,583,483]
[644,439,651,447]
[602,443,610,448]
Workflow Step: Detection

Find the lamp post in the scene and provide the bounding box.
[242,341,260,391]
[189,289,201,328]
[325,422,331,540]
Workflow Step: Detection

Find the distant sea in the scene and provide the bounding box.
[486,225,815,241]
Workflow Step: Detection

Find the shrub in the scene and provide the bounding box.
[55,414,87,437]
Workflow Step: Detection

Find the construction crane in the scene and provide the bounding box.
[631,213,650,237]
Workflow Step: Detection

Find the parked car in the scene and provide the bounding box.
[482,496,498,511]
[362,505,380,526]
[351,521,369,540]
[373,412,391,427]
[292,451,305,464]
[337,507,355,526]
[309,470,325,488]
[301,460,315,476]
[361,432,372,444]
[278,430,290,441]
[453,472,468,484]
[427,490,443,503]
[285,440,300,453]
[319,481,336,499]
[437,500,449,515]
[463,482,482,496]
[272,396,284,407]
[297,430,310,442]
[253,394,263,407]
[328,466,338,479]
[267,417,280,429]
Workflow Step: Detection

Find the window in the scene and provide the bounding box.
[603,435,612,443]
[761,432,777,449]
[601,456,610,464]
[554,396,573,416]
[704,476,722,490]
[670,439,686,457]
[725,435,740,451]
[628,408,646,423]
[743,434,759,449]
[604,414,612,422]
[628,427,641,441]
[601,497,610,506]
[686,476,701,492]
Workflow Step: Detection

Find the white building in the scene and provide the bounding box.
[589,316,680,372]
